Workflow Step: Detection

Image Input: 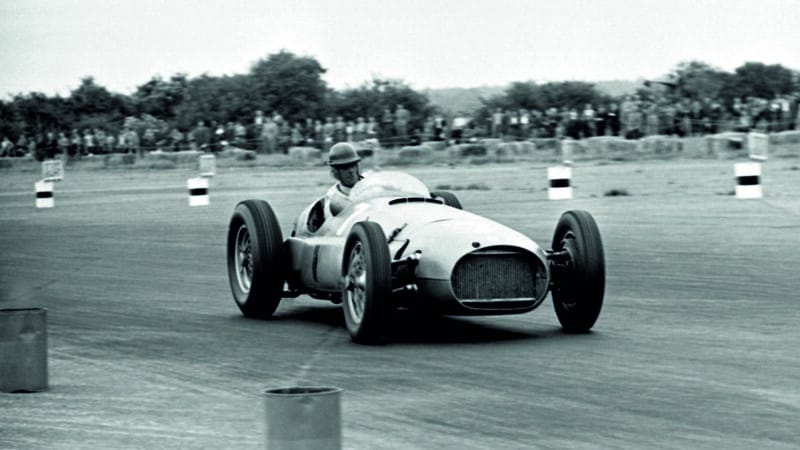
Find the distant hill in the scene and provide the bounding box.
[422,86,506,114]
[593,79,645,97]
[425,79,643,114]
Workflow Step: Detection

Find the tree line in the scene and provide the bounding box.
[1,50,797,149]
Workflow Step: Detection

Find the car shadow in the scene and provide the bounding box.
[229,301,598,345]
[382,310,563,344]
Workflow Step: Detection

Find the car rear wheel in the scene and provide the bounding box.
[342,221,392,343]
[550,210,605,333]
[227,200,285,318]
[431,190,462,209]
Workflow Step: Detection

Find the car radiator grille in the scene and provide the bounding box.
[451,249,542,302]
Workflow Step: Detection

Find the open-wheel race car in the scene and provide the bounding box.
[226,171,605,343]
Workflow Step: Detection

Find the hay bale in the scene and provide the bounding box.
[356,147,374,158]
[584,136,637,159]
[288,146,322,161]
[770,130,800,146]
[480,138,503,153]
[147,150,203,164]
[421,140,447,151]
[450,144,487,157]
[529,138,559,151]
[639,135,683,155]
[219,147,257,161]
[398,145,431,160]
[106,153,136,166]
[706,132,746,156]
[516,141,536,156]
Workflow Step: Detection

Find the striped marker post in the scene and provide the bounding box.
[548,166,572,200]
[188,177,209,206]
[735,162,762,199]
[35,180,54,208]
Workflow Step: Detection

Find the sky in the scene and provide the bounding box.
[1,0,798,98]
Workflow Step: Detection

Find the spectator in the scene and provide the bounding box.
[126,128,141,156]
[380,108,393,144]
[193,121,210,151]
[142,128,156,153]
[366,116,378,140]
[69,130,82,158]
[491,108,504,138]
[57,132,69,156]
[594,104,607,136]
[795,102,800,131]
[212,122,225,151]
[105,131,117,153]
[264,118,281,153]
[322,117,335,151]
[43,131,57,159]
[345,120,354,142]
[83,129,96,155]
[333,116,347,143]
[354,117,366,142]
[581,103,596,137]
[565,110,581,139]
[169,128,184,152]
[290,123,304,147]
[519,109,530,139]
[625,105,643,140]
[606,103,621,136]
[644,102,659,136]
[233,121,247,148]
[313,119,324,148]
[394,104,410,146]
[508,110,520,139]
[0,136,13,156]
[278,120,291,153]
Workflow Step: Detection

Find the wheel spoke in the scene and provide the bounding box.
[234,225,253,293]
[346,243,368,323]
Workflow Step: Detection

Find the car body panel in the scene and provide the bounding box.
[285,171,550,315]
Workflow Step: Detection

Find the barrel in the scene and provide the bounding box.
[0,308,48,393]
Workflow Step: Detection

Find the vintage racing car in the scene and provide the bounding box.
[226,171,605,343]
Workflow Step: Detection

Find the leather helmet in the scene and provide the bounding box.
[328,142,361,166]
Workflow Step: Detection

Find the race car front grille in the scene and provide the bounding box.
[451,248,545,306]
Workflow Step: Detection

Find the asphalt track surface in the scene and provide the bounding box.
[1,158,799,449]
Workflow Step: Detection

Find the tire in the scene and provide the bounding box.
[227,200,285,318]
[342,221,392,343]
[550,210,605,333]
[431,190,462,209]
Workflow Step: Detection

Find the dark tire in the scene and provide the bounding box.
[550,210,605,333]
[431,190,462,209]
[227,200,285,318]
[341,221,392,343]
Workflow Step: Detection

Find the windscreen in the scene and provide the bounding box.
[349,170,430,202]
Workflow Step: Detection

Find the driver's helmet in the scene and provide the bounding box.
[328,142,361,166]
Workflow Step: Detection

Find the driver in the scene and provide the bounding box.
[324,142,364,217]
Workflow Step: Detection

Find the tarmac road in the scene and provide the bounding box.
[1,159,799,449]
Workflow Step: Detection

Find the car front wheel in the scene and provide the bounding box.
[342,221,392,343]
[550,210,605,333]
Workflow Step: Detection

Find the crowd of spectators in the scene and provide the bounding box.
[2,94,799,160]
[479,94,800,143]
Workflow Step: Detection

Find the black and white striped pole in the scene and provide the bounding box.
[35,180,54,208]
[548,166,573,200]
[735,162,762,199]
[188,177,209,206]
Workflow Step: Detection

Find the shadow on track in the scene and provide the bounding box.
[230,303,585,345]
